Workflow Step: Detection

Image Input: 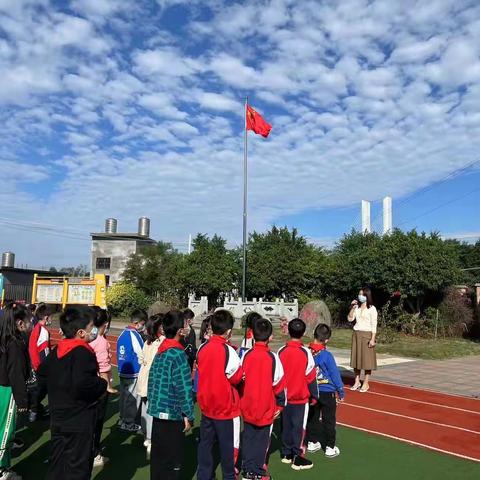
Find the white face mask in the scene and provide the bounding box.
[89,327,99,342]
[358,294,367,304]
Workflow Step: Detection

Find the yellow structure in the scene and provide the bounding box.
[32,274,107,309]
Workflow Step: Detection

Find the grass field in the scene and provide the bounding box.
[328,328,480,359]
[12,374,480,479]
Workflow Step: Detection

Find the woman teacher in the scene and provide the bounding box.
[348,287,377,392]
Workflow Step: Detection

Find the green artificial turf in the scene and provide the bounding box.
[12,374,480,479]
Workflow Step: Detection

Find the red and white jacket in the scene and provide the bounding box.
[196,335,243,420]
[278,340,317,404]
[240,342,286,426]
[29,322,51,371]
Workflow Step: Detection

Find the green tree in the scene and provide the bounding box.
[246,226,327,299]
[330,229,462,313]
[123,242,186,304]
[182,234,240,306]
[106,282,151,317]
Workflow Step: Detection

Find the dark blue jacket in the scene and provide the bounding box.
[312,347,345,399]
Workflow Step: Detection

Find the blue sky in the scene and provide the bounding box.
[0,0,479,267]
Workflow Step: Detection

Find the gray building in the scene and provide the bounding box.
[90,217,156,286]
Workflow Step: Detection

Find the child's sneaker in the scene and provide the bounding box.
[143,439,151,448]
[241,473,254,480]
[118,422,141,433]
[291,456,313,470]
[0,470,22,480]
[325,446,340,458]
[307,441,322,453]
[280,454,293,464]
[93,454,109,467]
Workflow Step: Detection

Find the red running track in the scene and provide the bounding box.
[49,330,480,462]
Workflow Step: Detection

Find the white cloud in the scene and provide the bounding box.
[195,91,239,112]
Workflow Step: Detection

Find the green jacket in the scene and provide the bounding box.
[147,340,194,422]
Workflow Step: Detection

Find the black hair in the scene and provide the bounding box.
[0,304,24,352]
[131,309,148,323]
[28,304,37,313]
[314,323,332,342]
[199,315,212,343]
[162,310,185,339]
[146,314,164,344]
[211,310,234,335]
[35,303,54,320]
[93,308,111,329]
[60,306,95,339]
[288,318,306,339]
[183,308,195,321]
[361,287,374,308]
[243,311,262,343]
[253,318,272,342]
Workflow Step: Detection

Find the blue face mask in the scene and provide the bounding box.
[358,294,367,304]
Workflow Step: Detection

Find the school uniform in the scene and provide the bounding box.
[310,344,345,448]
[240,342,286,477]
[0,337,29,471]
[278,341,317,458]
[28,321,50,415]
[117,326,144,426]
[196,335,243,480]
[37,339,107,480]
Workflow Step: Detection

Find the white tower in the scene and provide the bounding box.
[361,200,371,233]
[383,196,392,235]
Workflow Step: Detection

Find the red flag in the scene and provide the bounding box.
[246,104,272,138]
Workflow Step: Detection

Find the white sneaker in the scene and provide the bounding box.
[307,441,322,453]
[93,454,109,467]
[143,439,151,448]
[146,444,151,459]
[0,471,22,480]
[325,446,340,458]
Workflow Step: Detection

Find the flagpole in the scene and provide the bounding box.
[242,96,248,302]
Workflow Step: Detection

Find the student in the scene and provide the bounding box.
[196,310,243,480]
[0,305,30,480]
[240,318,286,480]
[116,309,147,432]
[137,314,164,455]
[147,310,193,480]
[37,306,107,480]
[307,324,344,458]
[182,308,197,369]
[27,302,52,422]
[278,318,317,471]
[90,308,116,468]
[192,315,213,396]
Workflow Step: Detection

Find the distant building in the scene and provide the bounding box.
[90,217,156,286]
[0,252,64,304]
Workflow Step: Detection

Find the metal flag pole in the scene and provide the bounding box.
[242,96,248,301]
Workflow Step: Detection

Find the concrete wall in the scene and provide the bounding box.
[91,239,138,285]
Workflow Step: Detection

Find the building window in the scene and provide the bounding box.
[96,257,111,270]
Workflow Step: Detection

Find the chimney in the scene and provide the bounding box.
[105,218,118,234]
[138,217,150,237]
[1,252,15,268]
[361,200,371,233]
[383,196,393,235]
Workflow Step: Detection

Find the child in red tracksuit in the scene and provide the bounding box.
[196,310,243,480]
[278,318,317,471]
[240,318,286,480]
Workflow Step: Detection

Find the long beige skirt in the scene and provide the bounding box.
[350,330,377,371]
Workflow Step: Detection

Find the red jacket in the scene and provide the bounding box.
[278,341,317,404]
[240,342,286,426]
[28,323,51,371]
[197,335,243,420]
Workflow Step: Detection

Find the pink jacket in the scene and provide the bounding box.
[90,335,112,374]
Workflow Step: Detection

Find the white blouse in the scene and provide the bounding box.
[349,305,378,334]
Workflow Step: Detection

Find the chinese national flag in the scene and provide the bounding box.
[246,104,272,138]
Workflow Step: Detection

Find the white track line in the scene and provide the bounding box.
[343,402,480,435]
[361,390,480,415]
[338,422,480,463]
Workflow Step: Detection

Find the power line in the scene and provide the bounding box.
[397,184,480,228]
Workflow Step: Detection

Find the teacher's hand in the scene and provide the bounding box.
[368,339,376,348]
